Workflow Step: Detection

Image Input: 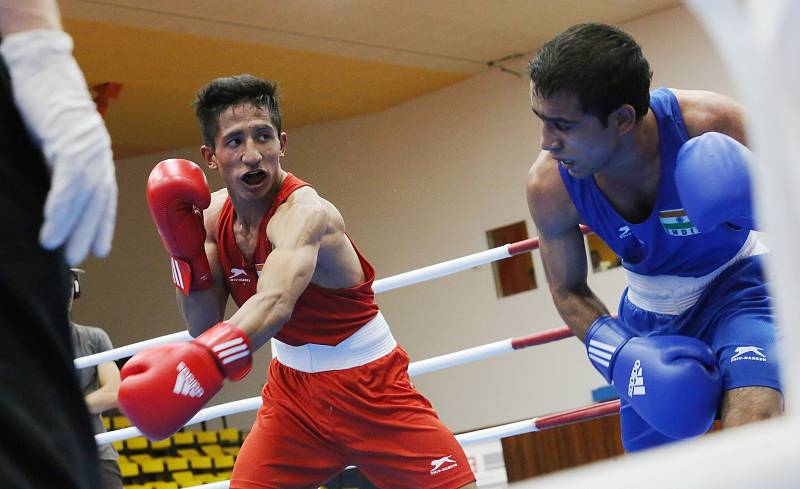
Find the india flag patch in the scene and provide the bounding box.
[658,208,700,236]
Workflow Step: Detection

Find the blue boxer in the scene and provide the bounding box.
[529,25,783,455]
[560,89,782,451]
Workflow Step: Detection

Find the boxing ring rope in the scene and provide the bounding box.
[74,225,590,369]
[372,224,588,294]
[74,236,529,368]
[95,324,575,445]
[180,400,621,489]
[73,331,192,369]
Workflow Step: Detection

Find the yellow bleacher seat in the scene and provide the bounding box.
[102,416,111,430]
[171,471,204,489]
[149,437,172,451]
[196,473,224,483]
[217,427,240,445]
[213,454,235,470]
[119,461,139,478]
[113,440,125,453]
[165,457,189,472]
[129,454,153,463]
[222,446,240,457]
[176,448,201,458]
[140,458,165,477]
[169,471,194,484]
[151,482,179,489]
[172,431,196,447]
[113,415,132,429]
[217,471,232,479]
[174,481,202,489]
[196,430,218,445]
[201,444,223,456]
[189,455,213,471]
[126,436,149,452]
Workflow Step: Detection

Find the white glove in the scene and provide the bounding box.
[1,29,117,265]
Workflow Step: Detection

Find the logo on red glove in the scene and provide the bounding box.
[173,361,205,398]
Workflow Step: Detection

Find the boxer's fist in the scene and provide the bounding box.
[611,335,721,439]
[147,159,212,294]
[118,322,252,440]
[586,316,722,439]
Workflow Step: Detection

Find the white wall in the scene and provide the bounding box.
[72,4,739,433]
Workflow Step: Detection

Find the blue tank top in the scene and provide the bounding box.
[558,88,748,277]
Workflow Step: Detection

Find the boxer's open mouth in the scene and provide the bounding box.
[241,170,267,186]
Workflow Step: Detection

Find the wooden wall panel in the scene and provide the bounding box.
[501,414,624,482]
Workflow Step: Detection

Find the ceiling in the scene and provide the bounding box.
[60,0,681,158]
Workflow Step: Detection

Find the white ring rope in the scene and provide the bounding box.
[407,338,514,377]
[74,330,192,369]
[73,241,523,369]
[75,243,523,369]
[76,226,590,370]
[96,325,573,445]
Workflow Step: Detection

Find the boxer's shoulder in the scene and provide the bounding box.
[527,151,580,234]
[280,186,330,217]
[527,150,562,199]
[671,88,746,141]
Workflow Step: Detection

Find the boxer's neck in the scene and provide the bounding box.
[230,171,286,231]
[595,109,660,188]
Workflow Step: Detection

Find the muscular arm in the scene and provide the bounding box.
[527,152,609,341]
[674,89,748,144]
[227,191,329,351]
[178,191,230,337]
[84,361,120,414]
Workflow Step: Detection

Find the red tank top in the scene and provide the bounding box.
[216,173,379,346]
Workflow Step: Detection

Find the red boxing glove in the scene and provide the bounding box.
[147,159,212,294]
[118,322,252,440]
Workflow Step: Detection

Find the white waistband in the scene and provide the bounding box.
[273,311,396,373]
[624,231,767,315]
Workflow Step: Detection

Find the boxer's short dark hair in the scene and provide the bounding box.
[529,23,653,125]
[194,74,282,147]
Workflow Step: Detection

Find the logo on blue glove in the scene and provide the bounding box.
[628,360,646,397]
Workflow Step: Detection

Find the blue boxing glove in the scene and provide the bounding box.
[586,316,722,439]
[675,132,756,233]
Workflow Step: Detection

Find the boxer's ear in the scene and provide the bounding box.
[609,104,637,135]
[279,132,287,157]
[201,145,216,169]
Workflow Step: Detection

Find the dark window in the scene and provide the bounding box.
[486,221,537,297]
